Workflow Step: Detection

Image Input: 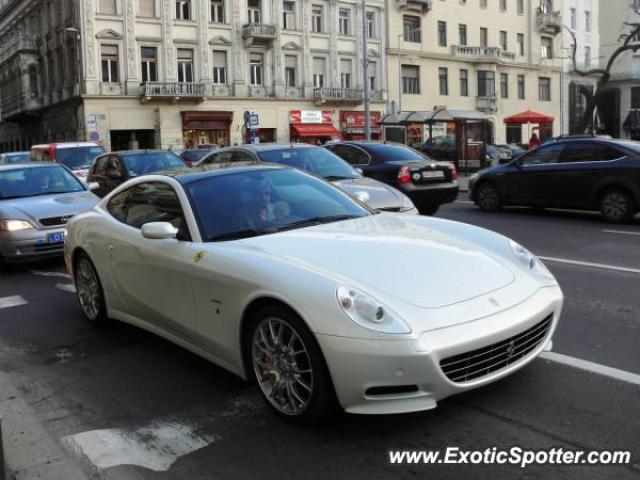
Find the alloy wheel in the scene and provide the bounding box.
[601,191,632,223]
[76,258,102,321]
[476,184,500,211]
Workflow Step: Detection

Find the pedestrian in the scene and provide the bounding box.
[528,132,540,150]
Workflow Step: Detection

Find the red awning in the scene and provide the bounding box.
[503,110,555,125]
[291,124,340,137]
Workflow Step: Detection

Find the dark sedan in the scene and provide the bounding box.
[178,148,217,167]
[87,150,185,197]
[325,141,458,215]
[469,137,640,223]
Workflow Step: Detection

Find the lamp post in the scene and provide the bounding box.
[396,28,421,114]
[362,0,371,140]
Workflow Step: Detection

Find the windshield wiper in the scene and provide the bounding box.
[275,214,362,232]
[208,227,277,241]
[324,175,358,181]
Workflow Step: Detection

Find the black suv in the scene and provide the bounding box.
[468,137,640,223]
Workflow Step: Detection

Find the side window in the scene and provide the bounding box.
[105,156,125,178]
[107,182,187,231]
[205,150,235,164]
[520,144,565,165]
[330,145,370,166]
[562,142,625,163]
[233,150,255,162]
[92,156,109,175]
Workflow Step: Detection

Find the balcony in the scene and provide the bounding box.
[536,9,562,35]
[476,96,497,114]
[0,35,38,65]
[1,93,42,122]
[397,0,433,14]
[242,23,277,47]
[140,82,206,103]
[313,87,364,105]
[451,45,516,63]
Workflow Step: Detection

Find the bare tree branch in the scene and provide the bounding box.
[565,26,607,76]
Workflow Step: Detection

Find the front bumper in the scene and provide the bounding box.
[316,285,562,415]
[0,228,66,261]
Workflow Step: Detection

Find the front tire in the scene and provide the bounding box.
[600,189,635,223]
[247,305,337,423]
[74,253,109,325]
[475,183,502,212]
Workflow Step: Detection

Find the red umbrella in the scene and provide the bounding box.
[503,110,555,125]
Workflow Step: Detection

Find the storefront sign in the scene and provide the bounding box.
[289,110,333,124]
[248,114,260,129]
[340,111,381,128]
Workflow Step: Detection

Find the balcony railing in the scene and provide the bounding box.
[476,96,497,113]
[242,23,277,46]
[536,9,562,34]
[397,0,433,13]
[451,45,516,62]
[0,35,37,65]
[1,93,42,121]
[313,87,364,104]
[141,82,206,99]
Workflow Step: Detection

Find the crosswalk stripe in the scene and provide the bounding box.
[0,295,28,310]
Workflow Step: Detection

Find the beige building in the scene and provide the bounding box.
[385,0,564,146]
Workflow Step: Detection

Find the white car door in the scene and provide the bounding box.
[104,181,198,339]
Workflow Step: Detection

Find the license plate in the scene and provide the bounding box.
[422,171,445,179]
[46,232,65,244]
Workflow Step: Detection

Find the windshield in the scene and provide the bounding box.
[181,150,212,162]
[257,147,359,180]
[56,146,106,170]
[0,166,84,200]
[5,153,30,164]
[365,144,429,163]
[185,168,371,241]
[122,152,185,176]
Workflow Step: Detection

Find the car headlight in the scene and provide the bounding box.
[508,239,554,280]
[399,194,417,212]
[0,219,35,232]
[336,286,411,334]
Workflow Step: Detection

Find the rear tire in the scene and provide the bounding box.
[600,188,635,223]
[475,183,501,212]
[74,253,109,325]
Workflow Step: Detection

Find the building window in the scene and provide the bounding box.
[539,77,551,101]
[539,0,551,13]
[517,0,524,14]
[460,69,468,96]
[366,12,375,39]
[339,8,350,35]
[175,0,190,19]
[177,48,193,82]
[248,0,261,23]
[500,0,506,10]
[98,0,116,14]
[480,27,488,47]
[340,59,352,88]
[585,46,591,68]
[500,30,507,50]
[101,45,118,82]
[369,60,376,90]
[249,52,263,85]
[631,87,640,109]
[211,0,224,23]
[541,36,553,59]
[401,64,420,94]
[313,57,325,88]
[212,50,227,84]
[403,16,421,42]
[283,1,295,30]
[285,55,296,87]
[570,7,576,29]
[585,11,591,32]
[500,73,508,98]
[517,74,525,99]
[459,24,467,46]
[477,70,495,97]
[439,67,448,95]
[517,33,524,56]
[311,5,322,33]
[141,47,157,82]
[437,21,447,47]
[139,0,155,17]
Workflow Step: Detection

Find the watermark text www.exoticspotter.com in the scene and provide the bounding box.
[388,447,632,468]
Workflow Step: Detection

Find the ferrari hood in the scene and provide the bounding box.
[239,214,516,308]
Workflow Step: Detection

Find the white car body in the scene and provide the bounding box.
[64,171,563,415]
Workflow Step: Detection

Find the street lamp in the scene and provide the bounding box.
[64,27,83,96]
[397,28,421,114]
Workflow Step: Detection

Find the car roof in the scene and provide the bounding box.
[328,140,407,148]
[109,149,175,156]
[31,142,102,149]
[0,162,64,171]
[233,143,318,152]
[4,151,30,155]
[155,161,287,184]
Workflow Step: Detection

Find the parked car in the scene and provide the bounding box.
[199,144,418,214]
[0,163,99,263]
[87,150,186,198]
[197,143,220,150]
[419,134,457,162]
[0,151,30,165]
[324,141,458,215]
[30,142,106,182]
[495,143,526,161]
[179,148,217,167]
[485,145,512,166]
[65,162,562,422]
[469,137,640,223]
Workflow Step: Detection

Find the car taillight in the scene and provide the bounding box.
[449,163,459,180]
[398,166,412,184]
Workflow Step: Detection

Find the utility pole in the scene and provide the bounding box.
[362,0,371,140]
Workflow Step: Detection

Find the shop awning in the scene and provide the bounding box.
[504,110,554,125]
[623,110,640,132]
[291,124,340,137]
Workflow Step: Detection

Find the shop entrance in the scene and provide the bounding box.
[181,111,233,148]
[110,130,156,151]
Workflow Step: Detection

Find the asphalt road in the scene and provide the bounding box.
[0,196,638,479]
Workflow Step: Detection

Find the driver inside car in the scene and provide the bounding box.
[241,179,290,230]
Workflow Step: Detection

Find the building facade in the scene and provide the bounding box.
[386,0,564,146]
[561,0,599,135]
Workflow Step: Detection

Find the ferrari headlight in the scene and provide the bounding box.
[509,239,554,280]
[1,220,35,232]
[336,286,411,334]
[399,194,417,213]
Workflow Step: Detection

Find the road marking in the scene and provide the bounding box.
[55,283,76,293]
[30,270,71,279]
[62,420,219,472]
[454,200,474,205]
[602,229,640,236]
[538,256,640,275]
[0,295,28,310]
[541,352,640,387]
